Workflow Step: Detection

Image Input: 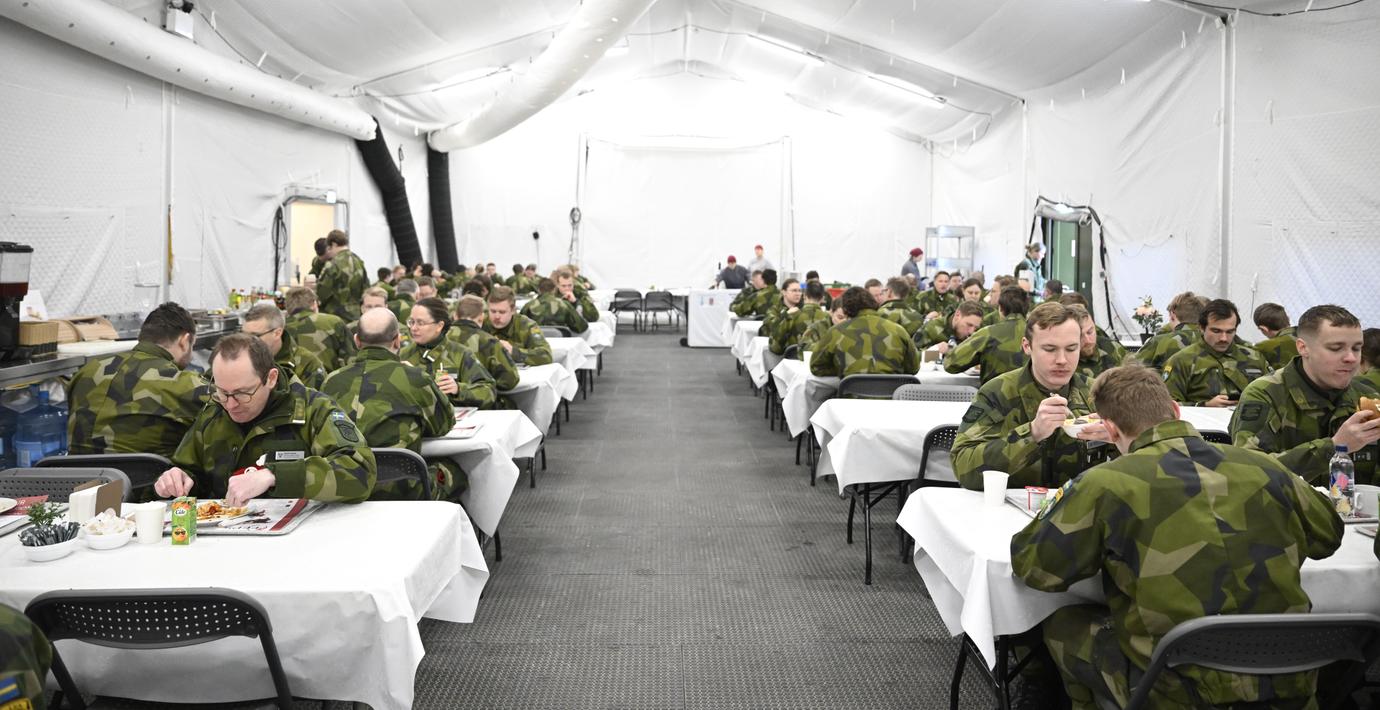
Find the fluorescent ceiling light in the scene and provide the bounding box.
[869,74,946,107]
[750,35,824,66]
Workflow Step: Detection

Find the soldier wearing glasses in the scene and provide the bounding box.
[155,333,376,506]
[241,302,328,389]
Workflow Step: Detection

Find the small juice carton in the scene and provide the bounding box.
[169,497,197,545]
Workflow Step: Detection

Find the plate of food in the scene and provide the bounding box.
[1062,413,1103,438]
[196,500,252,525]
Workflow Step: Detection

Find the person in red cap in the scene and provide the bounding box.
[714,255,749,290]
[902,247,924,282]
[748,245,775,274]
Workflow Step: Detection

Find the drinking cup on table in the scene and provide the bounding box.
[1355,485,1380,518]
[982,471,1009,508]
[135,501,167,544]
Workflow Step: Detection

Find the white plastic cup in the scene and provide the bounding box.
[1355,485,1380,518]
[983,471,1010,508]
[134,502,166,544]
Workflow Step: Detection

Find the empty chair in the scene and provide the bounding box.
[371,448,434,501]
[892,383,978,403]
[0,467,132,503]
[25,588,295,710]
[642,291,678,331]
[837,374,921,400]
[539,325,573,338]
[609,290,644,331]
[36,453,171,500]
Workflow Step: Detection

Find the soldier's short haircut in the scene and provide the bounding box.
[805,270,820,281]
[1064,303,1092,323]
[804,281,826,302]
[1363,328,1380,369]
[486,262,496,269]
[1199,299,1241,328]
[377,267,392,281]
[1024,302,1077,342]
[751,270,763,278]
[413,297,451,327]
[885,277,911,300]
[993,275,1016,290]
[864,278,883,289]
[212,333,275,383]
[553,268,574,281]
[325,229,349,247]
[1298,304,1361,340]
[961,278,983,293]
[537,278,557,295]
[969,271,986,286]
[395,279,418,296]
[1059,292,1089,307]
[357,309,399,347]
[1167,291,1203,323]
[526,263,538,271]
[420,263,435,277]
[139,302,197,346]
[839,286,878,318]
[998,286,1030,317]
[313,238,328,257]
[934,270,950,280]
[362,287,388,302]
[284,286,317,315]
[244,302,285,330]
[1253,303,1290,331]
[416,276,435,289]
[762,269,778,286]
[1091,363,1177,440]
[1045,279,1064,296]
[953,301,985,319]
[781,278,800,292]
[456,295,487,321]
[461,280,488,298]
[488,285,517,306]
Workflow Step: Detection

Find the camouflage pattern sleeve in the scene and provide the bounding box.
[808,327,842,377]
[914,318,949,350]
[576,294,599,322]
[0,602,52,710]
[1230,385,1333,484]
[944,324,988,374]
[560,300,590,334]
[1010,475,1102,592]
[1283,466,1345,559]
[450,349,498,409]
[951,385,1041,490]
[168,410,214,492]
[1161,351,1195,404]
[516,319,554,366]
[268,399,377,503]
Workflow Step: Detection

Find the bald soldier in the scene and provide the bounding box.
[1012,364,1342,709]
[67,302,207,459]
[282,286,354,372]
[1163,299,1271,408]
[952,302,1109,490]
[1231,305,1380,485]
[944,285,1031,385]
[484,286,554,366]
[156,334,376,506]
[316,229,369,322]
[809,287,919,379]
[240,302,328,389]
[322,309,466,500]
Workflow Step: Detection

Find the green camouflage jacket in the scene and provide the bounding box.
[916,290,959,316]
[284,310,354,372]
[877,300,926,337]
[320,347,460,500]
[387,293,416,322]
[1012,420,1342,706]
[447,320,521,391]
[67,342,207,458]
[768,303,829,356]
[507,274,537,295]
[799,317,834,353]
[1135,323,1200,371]
[1076,337,1123,381]
[318,249,369,321]
[731,285,780,318]
[914,314,957,350]
[729,285,756,312]
[944,314,1028,385]
[1357,368,1380,393]
[1230,359,1380,484]
[169,377,376,503]
[484,313,553,366]
[980,307,1002,327]
[1255,327,1300,369]
[953,364,1104,489]
[1096,327,1129,364]
[372,279,396,299]
[0,602,51,710]
[569,290,599,322]
[1162,340,1271,405]
[399,332,498,409]
[520,293,589,334]
[275,330,328,390]
[808,310,919,379]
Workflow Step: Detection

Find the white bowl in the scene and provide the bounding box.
[84,526,136,550]
[1062,415,1104,439]
[22,537,79,562]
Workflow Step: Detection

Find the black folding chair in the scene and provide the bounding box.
[26,588,294,710]
[609,290,644,332]
[0,467,132,502]
[642,291,678,331]
[371,447,433,501]
[36,453,170,501]
[897,425,963,563]
[539,325,573,338]
[837,374,922,400]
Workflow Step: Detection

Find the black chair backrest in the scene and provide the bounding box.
[1200,431,1232,445]
[1126,612,1380,710]
[643,291,674,310]
[539,325,573,338]
[372,448,433,501]
[610,290,643,312]
[782,344,802,360]
[892,383,978,403]
[36,453,171,497]
[0,467,132,502]
[924,425,960,453]
[917,425,961,487]
[837,374,921,400]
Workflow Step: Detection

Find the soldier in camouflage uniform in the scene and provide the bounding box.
[399,298,499,409]
[914,301,985,352]
[1065,304,1121,380]
[769,281,829,357]
[1163,299,1270,407]
[449,295,521,408]
[808,287,919,379]
[570,264,594,291]
[520,277,589,334]
[349,287,391,337]
[0,602,51,710]
[308,238,328,278]
[877,278,926,337]
[953,302,1108,490]
[283,286,354,372]
[484,286,555,366]
[156,334,376,505]
[916,270,959,318]
[388,279,418,322]
[731,269,782,319]
[1133,291,1204,371]
[728,273,759,314]
[1013,364,1342,710]
[67,303,207,459]
[800,301,846,353]
[559,269,600,322]
[1231,305,1380,485]
[979,276,1016,327]
[317,230,369,322]
[322,309,466,500]
[372,267,396,300]
[761,278,801,345]
[241,303,327,389]
[1253,303,1300,369]
[1359,328,1380,393]
[945,286,1031,385]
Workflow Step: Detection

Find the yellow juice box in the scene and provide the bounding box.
[169,497,197,545]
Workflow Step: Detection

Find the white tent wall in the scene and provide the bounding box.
[448,72,931,288]
[930,107,1026,281]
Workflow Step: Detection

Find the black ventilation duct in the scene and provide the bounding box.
[427,147,460,273]
[354,120,422,267]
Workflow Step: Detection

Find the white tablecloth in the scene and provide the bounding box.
[549,337,598,375]
[503,363,578,437]
[0,501,488,709]
[810,399,972,494]
[421,410,544,535]
[772,357,981,438]
[900,488,1380,670]
[742,336,773,387]
[730,320,764,361]
[583,319,616,349]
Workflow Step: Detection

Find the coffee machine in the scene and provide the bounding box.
[0,242,34,361]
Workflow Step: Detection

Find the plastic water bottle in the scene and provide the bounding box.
[1330,445,1356,517]
[15,390,65,466]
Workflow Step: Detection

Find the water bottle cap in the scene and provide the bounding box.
[1336,445,1349,453]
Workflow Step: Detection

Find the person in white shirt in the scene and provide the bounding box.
[747,244,775,274]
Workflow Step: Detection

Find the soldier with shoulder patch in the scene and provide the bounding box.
[1163,298,1271,407]
[484,286,554,366]
[944,285,1031,385]
[0,602,52,710]
[1253,302,1300,369]
[283,286,354,372]
[1231,304,1380,485]
[1013,363,1343,709]
[156,333,376,506]
[241,303,327,389]
[809,286,919,379]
